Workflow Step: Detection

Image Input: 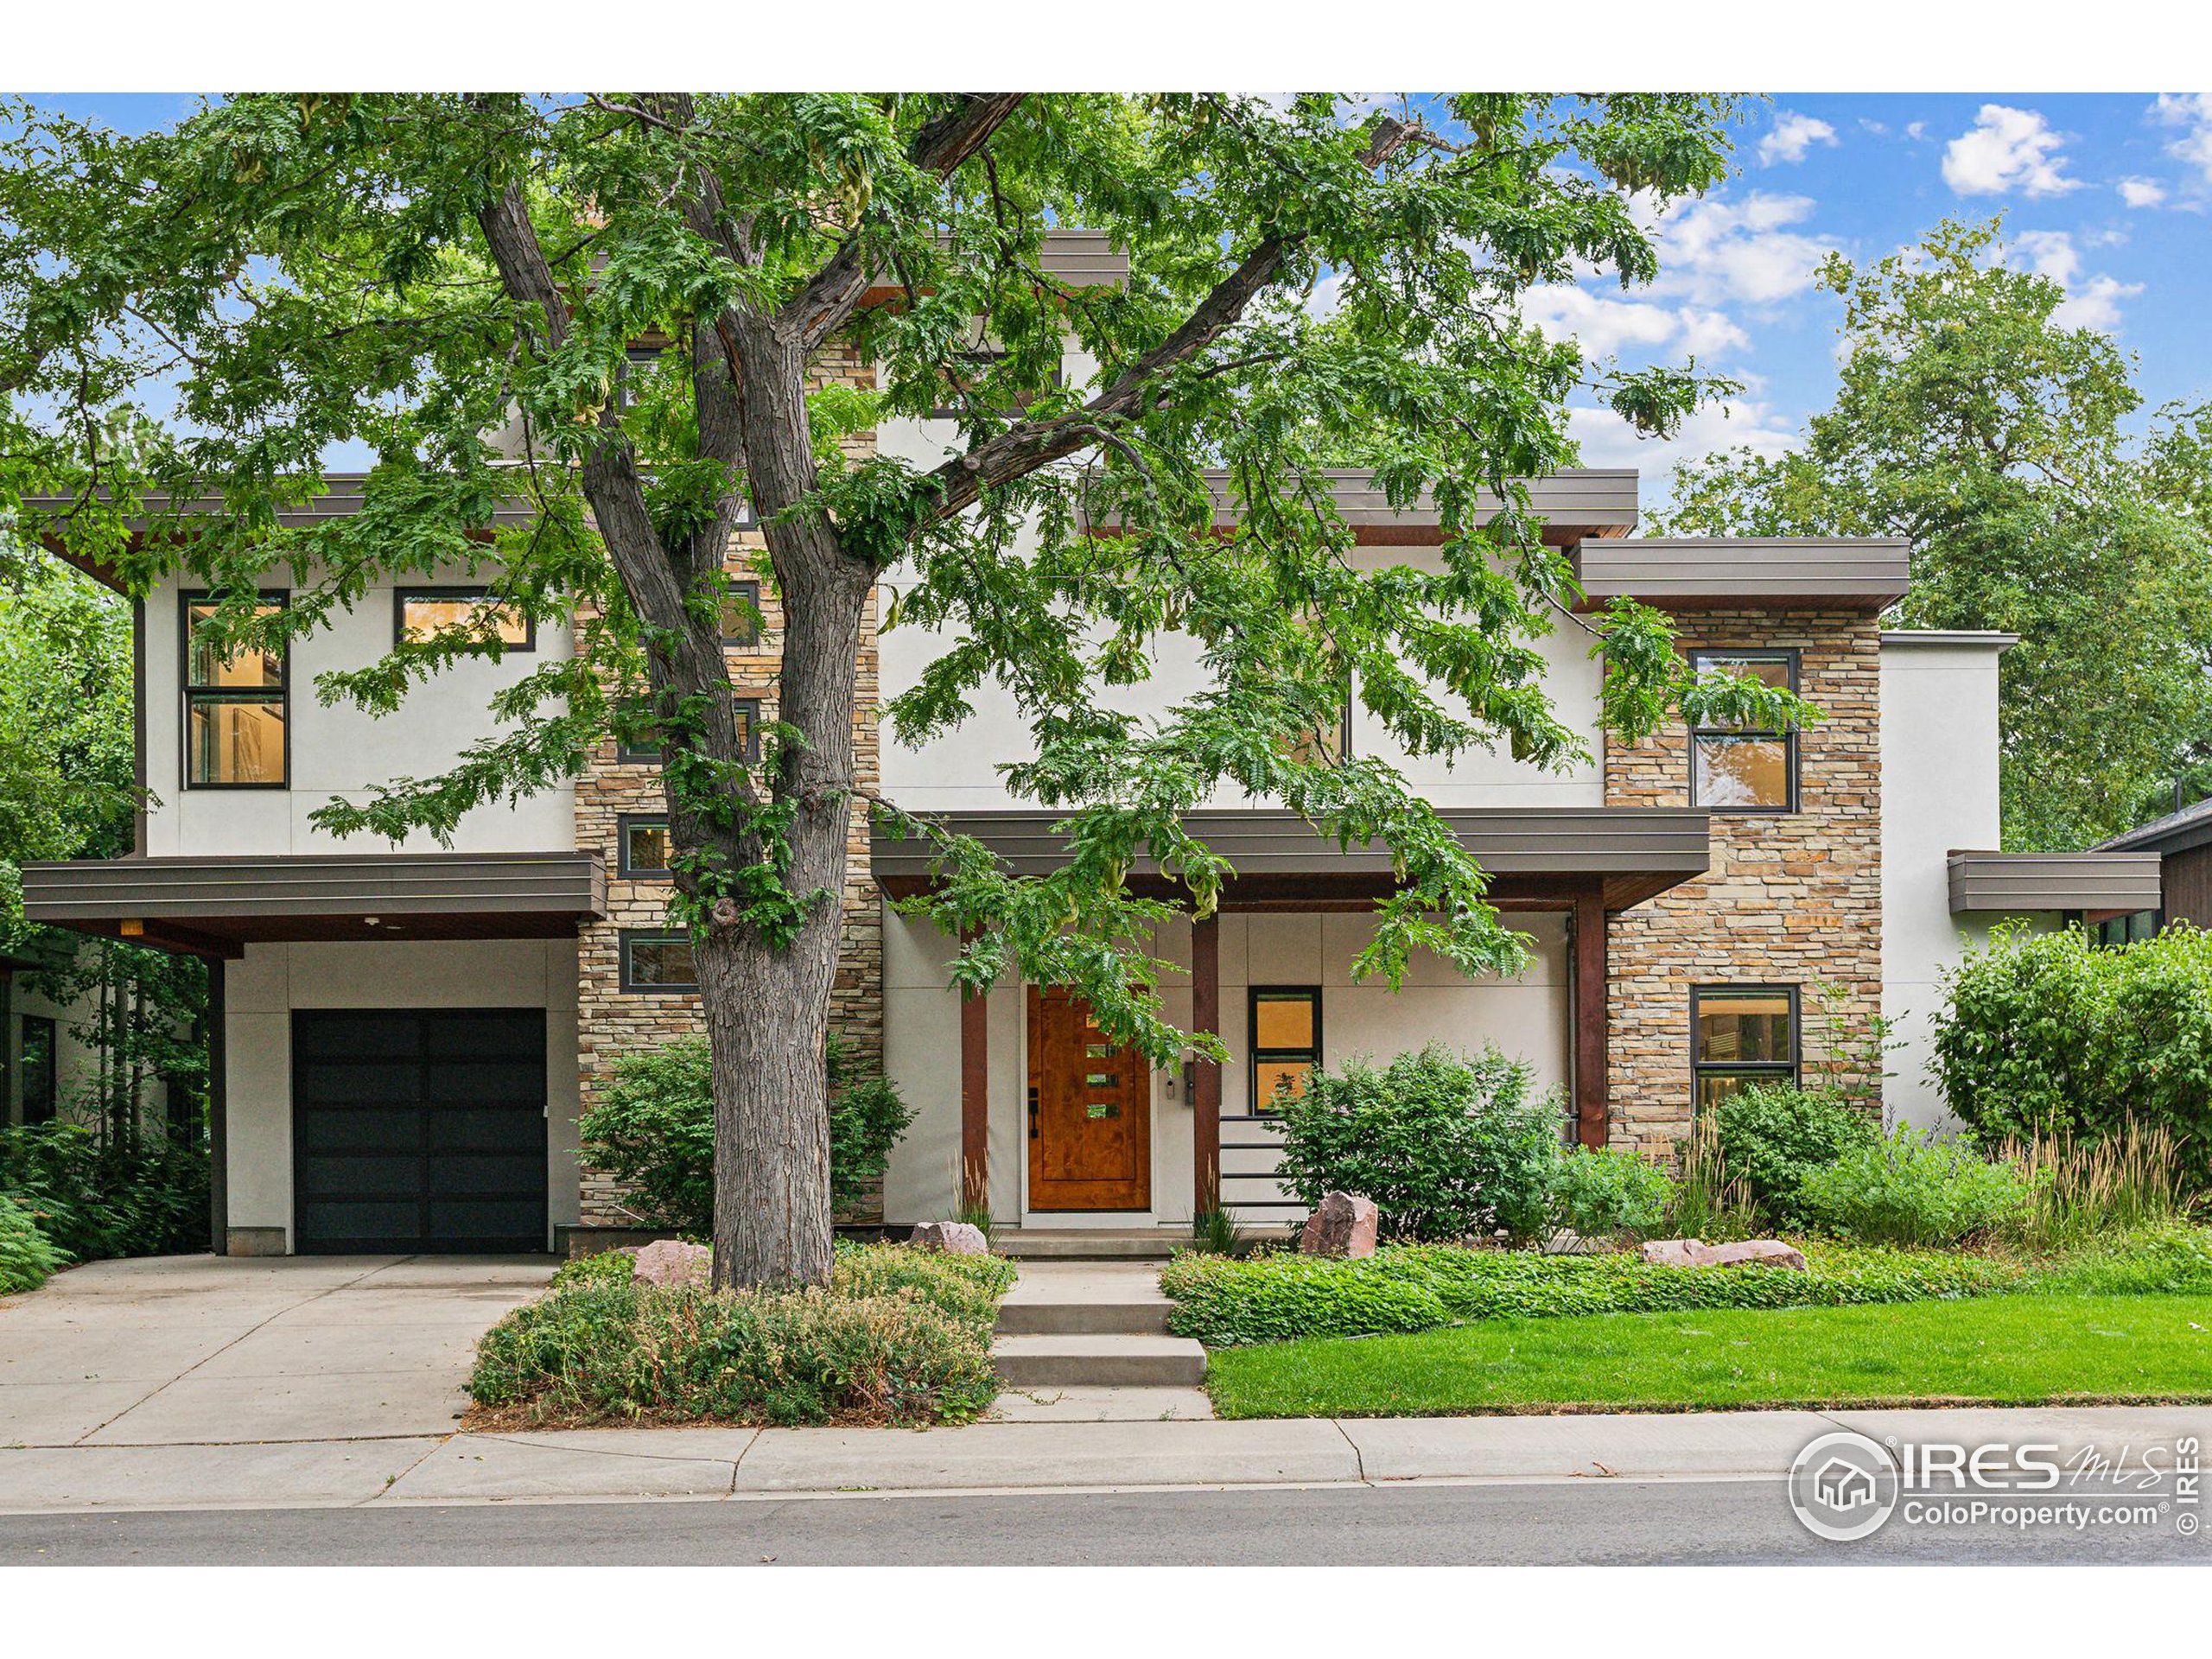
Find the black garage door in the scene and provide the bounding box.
[293,1008,549,1253]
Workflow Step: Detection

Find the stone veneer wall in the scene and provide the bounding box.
[1603,608,1883,1156]
[575,340,886,1226]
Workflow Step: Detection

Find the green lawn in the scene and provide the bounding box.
[1204,1293,2212,1418]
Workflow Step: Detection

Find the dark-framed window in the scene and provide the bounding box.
[1688,648,1798,812]
[721,578,761,647]
[2092,909,2162,950]
[181,591,289,788]
[618,698,760,766]
[1249,986,1321,1114]
[1691,985,1799,1112]
[619,930,698,994]
[618,814,672,880]
[395,587,533,652]
[20,1014,57,1126]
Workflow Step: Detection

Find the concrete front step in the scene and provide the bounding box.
[992,1333,1208,1389]
[995,1298,1168,1336]
[993,1229,1184,1261]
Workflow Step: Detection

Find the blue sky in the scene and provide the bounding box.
[1540,94,2212,504]
[25,92,2212,506]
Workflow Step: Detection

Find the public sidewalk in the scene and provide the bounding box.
[3,1404,2204,1516]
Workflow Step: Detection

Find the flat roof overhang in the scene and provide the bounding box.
[1946,850,2163,920]
[873,806,1710,913]
[1572,537,1910,611]
[20,852,607,958]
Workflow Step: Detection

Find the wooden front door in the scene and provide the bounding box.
[1027,987,1151,1212]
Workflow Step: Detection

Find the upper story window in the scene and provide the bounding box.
[1688,649,1797,812]
[1249,986,1322,1113]
[396,588,533,651]
[1691,985,1799,1112]
[182,593,288,788]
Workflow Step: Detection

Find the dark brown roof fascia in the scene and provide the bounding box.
[1945,850,2162,917]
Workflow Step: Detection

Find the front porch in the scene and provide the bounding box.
[873,807,1711,1230]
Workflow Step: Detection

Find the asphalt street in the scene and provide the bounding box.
[4,1477,2206,1566]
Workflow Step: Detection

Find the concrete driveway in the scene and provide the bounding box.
[0,1254,554,1448]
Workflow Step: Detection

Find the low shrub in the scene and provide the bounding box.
[1931,922,2212,1193]
[577,1032,916,1236]
[1160,1242,2024,1347]
[0,1122,208,1262]
[1274,1043,1560,1243]
[1798,1128,2042,1248]
[1548,1147,1675,1246]
[1711,1084,1878,1226]
[0,1193,68,1294]
[550,1249,638,1290]
[473,1243,1008,1427]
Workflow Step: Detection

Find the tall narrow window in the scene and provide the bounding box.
[183,594,288,787]
[620,931,698,993]
[396,588,532,650]
[1691,986,1798,1111]
[20,1015,57,1126]
[720,579,761,647]
[1689,649,1797,811]
[1249,987,1322,1113]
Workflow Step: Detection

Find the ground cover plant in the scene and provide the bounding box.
[1202,1293,2212,1417]
[1159,1238,2033,1347]
[0,1193,67,1294]
[471,1242,1014,1428]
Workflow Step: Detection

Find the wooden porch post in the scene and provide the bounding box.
[1571,882,1609,1150]
[959,948,988,1217]
[1192,911,1222,1212]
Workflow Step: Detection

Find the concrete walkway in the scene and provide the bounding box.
[3,1400,2205,1516]
[0,1253,553,1450]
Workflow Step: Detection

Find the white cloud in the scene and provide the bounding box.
[1942,105,2079,196]
[1518,287,1752,366]
[2051,275,2144,332]
[2004,230,2143,333]
[1570,392,1800,506]
[2153,93,2212,188]
[1904,120,1928,142]
[1646,192,1834,306]
[2118,176,2168,208]
[1758,111,1838,167]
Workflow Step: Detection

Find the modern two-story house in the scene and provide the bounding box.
[17,232,2163,1254]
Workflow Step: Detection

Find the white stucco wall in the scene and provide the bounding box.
[1878,633,2011,1130]
[873,404,1604,814]
[220,938,581,1249]
[142,569,575,857]
[880,904,1568,1228]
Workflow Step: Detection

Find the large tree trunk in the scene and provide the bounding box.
[697,320,875,1292]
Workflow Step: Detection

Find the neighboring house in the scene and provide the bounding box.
[2,934,178,1132]
[16,231,2159,1253]
[2089,795,2212,944]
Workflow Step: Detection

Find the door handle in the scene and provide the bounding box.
[1027,1086,1039,1140]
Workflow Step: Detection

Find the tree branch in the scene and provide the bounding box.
[781,93,1028,353]
[918,115,1417,528]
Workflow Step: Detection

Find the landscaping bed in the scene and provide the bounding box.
[1202,1292,2212,1418]
[1160,1226,2212,1346]
[467,1243,1016,1430]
